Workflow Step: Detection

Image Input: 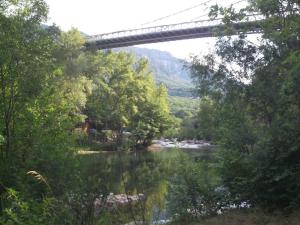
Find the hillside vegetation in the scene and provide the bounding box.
[118,47,193,97]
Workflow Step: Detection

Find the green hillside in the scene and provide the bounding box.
[117,47,194,97]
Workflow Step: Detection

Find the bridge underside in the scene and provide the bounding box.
[85,22,261,50]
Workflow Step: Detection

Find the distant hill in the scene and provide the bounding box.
[116,47,193,97]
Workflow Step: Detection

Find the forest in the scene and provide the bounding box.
[1,0,300,224]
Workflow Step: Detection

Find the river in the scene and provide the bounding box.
[76,142,215,225]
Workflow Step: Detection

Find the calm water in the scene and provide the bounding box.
[75,148,214,225]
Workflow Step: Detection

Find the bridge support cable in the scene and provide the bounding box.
[190,0,247,21]
[139,0,214,28]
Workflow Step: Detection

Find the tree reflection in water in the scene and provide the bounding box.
[72,150,177,225]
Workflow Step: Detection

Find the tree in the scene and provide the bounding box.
[130,84,173,146]
[86,51,173,146]
[0,0,58,162]
[0,0,93,196]
[189,0,300,210]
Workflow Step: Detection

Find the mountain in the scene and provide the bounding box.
[116,47,193,97]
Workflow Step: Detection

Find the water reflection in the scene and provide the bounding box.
[72,151,175,225]
[71,148,214,225]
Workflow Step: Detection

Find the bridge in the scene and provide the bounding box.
[85,0,263,50]
[85,17,262,50]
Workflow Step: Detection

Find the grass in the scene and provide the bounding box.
[171,209,300,225]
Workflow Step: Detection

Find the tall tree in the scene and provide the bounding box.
[86,51,173,145]
[190,0,300,210]
[0,0,53,160]
[0,0,92,194]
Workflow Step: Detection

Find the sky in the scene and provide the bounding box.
[44,0,247,59]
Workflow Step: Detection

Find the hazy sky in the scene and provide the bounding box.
[44,0,246,59]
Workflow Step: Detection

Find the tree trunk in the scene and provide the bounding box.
[4,120,11,159]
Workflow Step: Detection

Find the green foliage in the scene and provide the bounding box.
[195,98,218,141]
[177,117,199,140]
[130,84,174,146]
[167,152,225,220]
[0,0,175,222]
[172,97,217,141]
[0,0,57,160]
[172,208,300,225]
[169,96,199,119]
[3,0,300,223]
[0,189,74,225]
[189,0,300,211]
[0,0,93,221]
[120,47,193,97]
[85,51,173,146]
[0,134,4,145]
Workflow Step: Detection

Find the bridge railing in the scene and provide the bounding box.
[86,14,263,43]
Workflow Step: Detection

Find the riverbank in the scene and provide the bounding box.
[148,139,213,151]
[77,138,215,154]
[152,139,212,149]
[172,209,300,225]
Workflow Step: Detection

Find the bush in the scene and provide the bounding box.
[0,189,74,225]
[167,153,227,219]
